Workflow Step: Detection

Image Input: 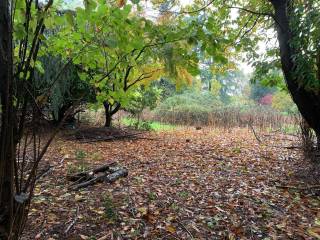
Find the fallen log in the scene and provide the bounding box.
[105,169,128,183]
[66,162,116,181]
[67,163,128,190]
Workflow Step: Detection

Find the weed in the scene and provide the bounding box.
[175,178,182,185]
[103,195,118,222]
[232,147,241,154]
[74,149,89,172]
[147,192,157,201]
[170,202,179,211]
[91,152,103,161]
[75,149,87,160]
[178,191,189,198]
[121,117,176,131]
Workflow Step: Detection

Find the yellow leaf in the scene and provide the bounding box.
[138,207,147,216]
[94,210,105,215]
[36,94,48,105]
[308,227,320,239]
[75,194,84,201]
[117,0,126,7]
[166,225,176,234]
[79,235,89,240]
[47,213,57,221]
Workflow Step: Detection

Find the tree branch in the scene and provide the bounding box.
[180,0,215,14]
[126,68,162,90]
[228,6,275,19]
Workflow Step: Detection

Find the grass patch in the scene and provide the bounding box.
[121,117,176,131]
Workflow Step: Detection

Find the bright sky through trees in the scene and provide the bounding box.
[61,0,261,74]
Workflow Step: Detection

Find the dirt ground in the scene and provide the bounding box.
[22,127,320,240]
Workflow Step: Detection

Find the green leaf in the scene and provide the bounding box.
[65,11,75,26]
[14,23,26,40]
[35,61,45,74]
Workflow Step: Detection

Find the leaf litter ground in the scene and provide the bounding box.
[22,127,320,239]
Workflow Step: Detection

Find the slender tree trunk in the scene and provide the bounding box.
[271,0,320,145]
[0,0,16,238]
[103,102,112,127]
[55,103,74,125]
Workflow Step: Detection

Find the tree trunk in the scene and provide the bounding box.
[105,112,112,127]
[270,0,320,145]
[103,101,121,128]
[0,0,15,238]
[54,103,75,126]
[103,102,112,127]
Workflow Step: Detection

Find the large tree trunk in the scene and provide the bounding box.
[0,0,16,238]
[103,101,121,127]
[270,0,320,146]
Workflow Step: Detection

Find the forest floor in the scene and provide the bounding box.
[22,127,320,240]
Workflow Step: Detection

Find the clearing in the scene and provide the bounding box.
[23,127,320,239]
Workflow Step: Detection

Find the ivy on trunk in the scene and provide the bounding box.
[270,0,320,146]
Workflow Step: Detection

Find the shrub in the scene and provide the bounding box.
[152,89,295,129]
[153,90,222,125]
[272,91,298,114]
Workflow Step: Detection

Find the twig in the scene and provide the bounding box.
[249,123,262,143]
[177,221,194,239]
[126,177,137,217]
[161,233,181,240]
[70,175,105,190]
[97,235,110,240]
[36,156,66,180]
[64,205,80,235]
[68,166,128,190]
[67,175,89,188]
[227,6,275,19]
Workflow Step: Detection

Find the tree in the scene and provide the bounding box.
[225,0,320,144]
[0,0,15,237]
[35,56,94,124]
[269,0,320,145]
[50,1,210,127]
[250,81,276,102]
[125,85,162,127]
[272,91,297,114]
[0,0,77,238]
[173,0,320,144]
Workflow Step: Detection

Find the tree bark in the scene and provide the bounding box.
[270,0,320,144]
[0,0,15,238]
[103,102,112,127]
[103,101,121,127]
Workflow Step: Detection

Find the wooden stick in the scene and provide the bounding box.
[36,156,66,180]
[64,205,79,235]
[66,162,116,181]
[70,169,128,190]
[249,123,262,143]
[177,221,194,239]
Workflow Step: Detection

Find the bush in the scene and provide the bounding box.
[153,90,222,125]
[156,90,221,110]
[272,91,298,114]
[151,89,295,129]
